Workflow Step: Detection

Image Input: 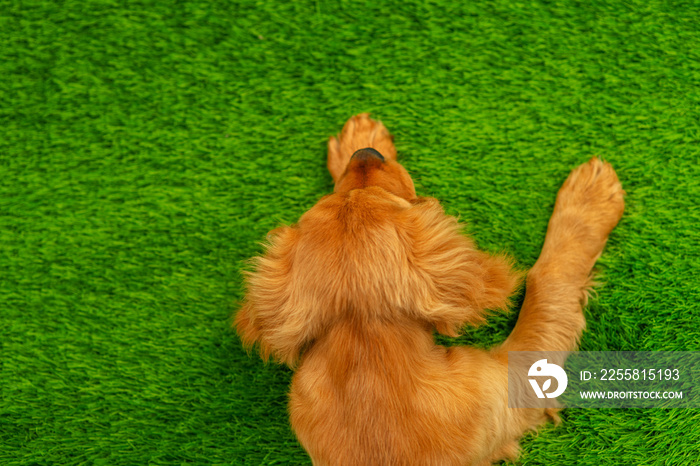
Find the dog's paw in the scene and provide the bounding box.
[551,157,625,256]
[328,113,397,183]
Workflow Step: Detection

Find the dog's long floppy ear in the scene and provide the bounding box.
[235,226,312,367]
[403,198,522,337]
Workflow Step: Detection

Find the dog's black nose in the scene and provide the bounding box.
[351,147,385,162]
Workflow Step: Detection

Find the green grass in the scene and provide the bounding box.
[1,0,699,464]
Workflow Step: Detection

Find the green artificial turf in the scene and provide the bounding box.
[1,0,699,464]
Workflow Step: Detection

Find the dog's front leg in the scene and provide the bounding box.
[500,158,624,354]
[474,159,624,464]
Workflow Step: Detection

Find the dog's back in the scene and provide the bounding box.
[288,319,502,466]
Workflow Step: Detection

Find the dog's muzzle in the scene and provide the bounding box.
[351,148,385,162]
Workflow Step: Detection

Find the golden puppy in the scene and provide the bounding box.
[236,114,624,465]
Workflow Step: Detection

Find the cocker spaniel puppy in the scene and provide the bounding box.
[236,114,624,465]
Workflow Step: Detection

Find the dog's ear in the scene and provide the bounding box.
[403,198,522,336]
[235,226,314,367]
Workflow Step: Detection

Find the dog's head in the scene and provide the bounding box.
[236,149,519,366]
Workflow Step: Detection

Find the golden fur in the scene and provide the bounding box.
[236,113,624,465]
